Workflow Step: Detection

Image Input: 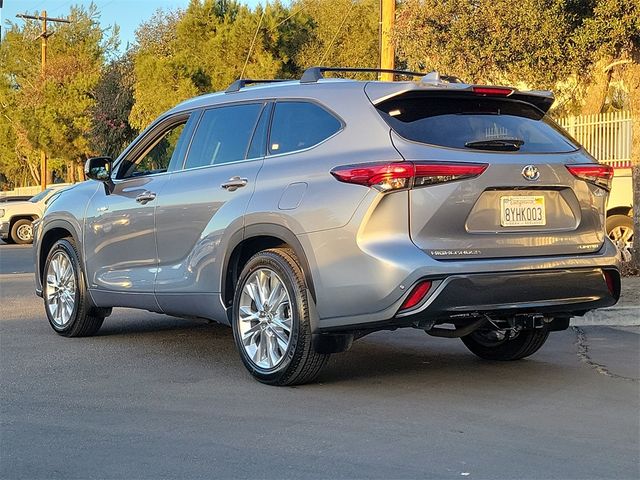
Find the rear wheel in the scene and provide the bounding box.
[232,248,329,386]
[11,219,33,244]
[43,237,109,337]
[461,325,550,361]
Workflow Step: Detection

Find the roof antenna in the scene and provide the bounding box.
[421,71,441,85]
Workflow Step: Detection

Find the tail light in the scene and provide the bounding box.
[566,164,613,191]
[331,162,488,192]
[399,280,432,311]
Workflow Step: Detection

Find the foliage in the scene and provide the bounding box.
[90,54,137,158]
[394,0,639,116]
[0,4,115,186]
[292,0,379,75]
[129,0,315,130]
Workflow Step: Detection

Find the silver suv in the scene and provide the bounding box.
[34,67,620,385]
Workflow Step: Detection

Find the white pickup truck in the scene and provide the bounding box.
[0,185,70,244]
[606,167,634,262]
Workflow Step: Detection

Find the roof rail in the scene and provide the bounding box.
[225,78,287,93]
[300,67,427,83]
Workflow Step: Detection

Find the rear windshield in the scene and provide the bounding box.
[376,95,579,153]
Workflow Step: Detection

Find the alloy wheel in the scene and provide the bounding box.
[45,250,77,327]
[608,225,633,263]
[238,268,292,369]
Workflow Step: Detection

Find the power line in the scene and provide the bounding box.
[240,2,267,79]
[318,1,355,65]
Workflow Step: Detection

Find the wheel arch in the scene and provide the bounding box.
[38,220,83,285]
[606,206,633,218]
[221,223,317,314]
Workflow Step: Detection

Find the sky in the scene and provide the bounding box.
[1,0,265,51]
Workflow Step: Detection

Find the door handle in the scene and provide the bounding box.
[221,176,248,192]
[135,191,156,204]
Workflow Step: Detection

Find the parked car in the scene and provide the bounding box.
[1,185,69,244]
[33,67,620,385]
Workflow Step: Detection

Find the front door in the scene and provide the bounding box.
[84,114,196,310]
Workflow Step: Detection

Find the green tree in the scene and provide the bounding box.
[90,54,137,159]
[0,4,115,185]
[292,0,380,74]
[130,0,313,130]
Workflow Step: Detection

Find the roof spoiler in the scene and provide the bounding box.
[367,83,555,114]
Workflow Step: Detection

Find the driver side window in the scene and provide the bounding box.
[119,121,188,179]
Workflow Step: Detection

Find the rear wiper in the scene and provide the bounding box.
[464,138,524,151]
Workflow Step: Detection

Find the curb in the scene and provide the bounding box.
[572,306,640,327]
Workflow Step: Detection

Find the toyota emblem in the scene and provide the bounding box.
[522,165,540,181]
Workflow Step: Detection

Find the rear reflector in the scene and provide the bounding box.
[566,164,613,191]
[331,162,488,192]
[603,270,617,297]
[472,86,514,96]
[399,281,432,311]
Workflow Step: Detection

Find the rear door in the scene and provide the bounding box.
[372,90,608,259]
[154,101,269,318]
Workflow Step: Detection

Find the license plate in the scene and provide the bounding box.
[500,195,546,227]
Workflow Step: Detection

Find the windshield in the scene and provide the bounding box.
[29,188,53,203]
[376,94,579,153]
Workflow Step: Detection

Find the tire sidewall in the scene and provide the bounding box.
[232,252,305,384]
[606,214,633,239]
[43,239,83,335]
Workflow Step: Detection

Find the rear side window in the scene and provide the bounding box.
[377,95,579,153]
[269,101,341,155]
[184,103,263,169]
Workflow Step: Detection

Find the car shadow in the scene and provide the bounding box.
[90,313,580,389]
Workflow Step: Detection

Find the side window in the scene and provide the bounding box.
[119,120,189,179]
[269,101,341,155]
[184,103,263,170]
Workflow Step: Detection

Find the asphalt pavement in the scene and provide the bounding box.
[1,243,639,479]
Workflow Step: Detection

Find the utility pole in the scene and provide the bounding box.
[380,0,395,81]
[16,11,70,190]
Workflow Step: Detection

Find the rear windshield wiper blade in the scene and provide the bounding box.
[464,138,524,151]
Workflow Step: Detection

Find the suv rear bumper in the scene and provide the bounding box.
[318,266,619,332]
[397,267,618,321]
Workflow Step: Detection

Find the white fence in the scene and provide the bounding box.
[557,111,632,168]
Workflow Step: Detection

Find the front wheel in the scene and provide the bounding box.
[43,238,109,337]
[232,248,329,386]
[461,326,550,361]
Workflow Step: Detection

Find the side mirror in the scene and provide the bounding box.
[85,156,114,193]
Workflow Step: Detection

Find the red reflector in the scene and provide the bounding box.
[400,281,432,311]
[331,162,487,191]
[566,164,613,191]
[603,271,616,296]
[472,86,514,96]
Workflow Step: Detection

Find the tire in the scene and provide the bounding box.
[232,248,329,386]
[607,214,633,262]
[461,326,550,361]
[10,219,33,244]
[43,237,110,337]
